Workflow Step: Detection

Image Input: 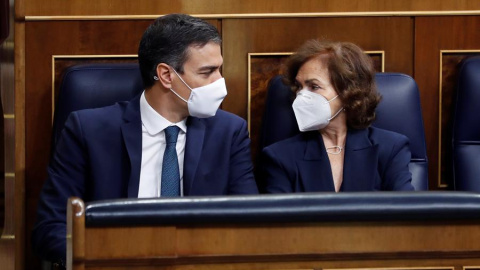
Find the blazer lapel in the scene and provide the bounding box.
[297,132,336,192]
[342,129,379,191]
[121,94,143,198]
[183,117,205,195]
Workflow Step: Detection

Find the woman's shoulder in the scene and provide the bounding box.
[367,126,409,145]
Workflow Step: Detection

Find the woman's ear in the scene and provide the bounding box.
[156,63,173,89]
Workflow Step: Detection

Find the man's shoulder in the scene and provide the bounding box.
[364,126,411,159]
[198,109,246,127]
[211,109,244,121]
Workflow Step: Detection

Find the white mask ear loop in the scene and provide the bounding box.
[169,87,189,103]
[326,95,343,121]
[328,107,344,121]
[169,67,193,103]
[326,94,339,103]
[170,68,193,91]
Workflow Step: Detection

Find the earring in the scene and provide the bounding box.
[153,75,159,81]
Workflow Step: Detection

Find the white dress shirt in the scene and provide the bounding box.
[138,91,187,198]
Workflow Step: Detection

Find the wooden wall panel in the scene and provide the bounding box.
[414,16,480,189]
[0,241,14,270]
[1,0,23,267]
[22,0,480,17]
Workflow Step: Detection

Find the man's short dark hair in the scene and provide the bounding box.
[138,14,222,89]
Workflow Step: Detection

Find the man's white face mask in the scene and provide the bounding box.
[167,68,227,118]
[292,89,343,131]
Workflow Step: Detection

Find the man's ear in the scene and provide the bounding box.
[156,63,173,89]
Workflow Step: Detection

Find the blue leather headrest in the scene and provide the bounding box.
[453,57,480,142]
[373,73,427,161]
[453,57,480,191]
[259,76,299,149]
[52,63,143,145]
[85,192,480,227]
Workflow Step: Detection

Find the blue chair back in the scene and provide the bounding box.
[260,73,429,190]
[452,57,480,191]
[52,63,143,146]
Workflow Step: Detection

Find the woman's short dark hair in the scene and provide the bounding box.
[138,14,221,89]
[285,39,381,129]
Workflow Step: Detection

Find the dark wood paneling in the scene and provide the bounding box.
[1,0,23,267]
[14,18,26,270]
[0,240,14,270]
[0,109,3,230]
[22,0,480,17]
[414,16,480,189]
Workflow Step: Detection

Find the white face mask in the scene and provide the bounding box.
[292,89,343,132]
[167,68,227,118]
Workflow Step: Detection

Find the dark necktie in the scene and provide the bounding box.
[161,126,180,197]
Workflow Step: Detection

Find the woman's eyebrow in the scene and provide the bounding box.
[304,78,321,84]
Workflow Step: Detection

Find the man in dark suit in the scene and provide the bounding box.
[32,13,258,266]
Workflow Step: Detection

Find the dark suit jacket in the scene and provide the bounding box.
[262,127,414,193]
[32,94,258,262]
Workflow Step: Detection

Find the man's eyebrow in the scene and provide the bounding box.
[197,65,220,72]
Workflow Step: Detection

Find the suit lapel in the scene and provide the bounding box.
[297,132,336,192]
[121,94,143,198]
[342,129,379,191]
[183,117,205,195]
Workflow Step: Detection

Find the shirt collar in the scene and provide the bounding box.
[140,91,187,135]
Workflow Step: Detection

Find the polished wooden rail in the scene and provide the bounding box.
[68,194,480,270]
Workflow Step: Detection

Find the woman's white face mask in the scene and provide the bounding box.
[160,68,228,118]
[292,89,343,131]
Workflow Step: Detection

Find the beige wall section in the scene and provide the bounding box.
[21,0,480,17]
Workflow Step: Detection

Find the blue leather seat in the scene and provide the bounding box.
[85,192,480,226]
[260,73,429,190]
[45,63,143,270]
[452,57,480,191]
[52,63,143,146]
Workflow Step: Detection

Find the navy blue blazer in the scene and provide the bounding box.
[262,127,415,193]
[32,94,258,262]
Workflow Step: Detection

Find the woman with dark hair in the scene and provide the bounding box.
[262,39,414,192]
